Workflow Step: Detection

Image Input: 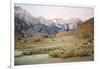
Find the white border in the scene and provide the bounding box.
[10,1,95,69]
[12,0,95,8]
[10,1,14,69]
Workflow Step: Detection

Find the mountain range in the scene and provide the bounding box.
[15,6,91,39]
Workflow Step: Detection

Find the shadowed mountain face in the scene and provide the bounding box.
[15,6,84,39]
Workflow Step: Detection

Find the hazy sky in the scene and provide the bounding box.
[15,4,94,21]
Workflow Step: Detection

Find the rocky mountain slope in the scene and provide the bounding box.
[64,18,94,39]
[74,18,94,39]
[15,6,56,38]
[15,6,86,39]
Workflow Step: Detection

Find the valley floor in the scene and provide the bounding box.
[15,35,94,65]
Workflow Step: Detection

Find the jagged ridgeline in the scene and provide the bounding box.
[15,6,57,39]
[14,6,85,39]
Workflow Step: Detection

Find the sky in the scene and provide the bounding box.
[15,4,94,21]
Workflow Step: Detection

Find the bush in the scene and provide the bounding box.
[82,33,90,39]
[61,50,74,59]
[34,39,41,42]
[48,45,92,59]
[74,47,89,57]
[49,49,75,59]
[43,34,49,38]
[28,51,34,55]
[86,46,94,56]
[17,38,21,40]
[49,50,63,58]
[22,51,30,55]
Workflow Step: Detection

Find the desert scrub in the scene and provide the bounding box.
[33,38,41,42]
[38,48,48,54]
[32,48,49,54]
[22,51,31,55]
[48,48,53,51]
[82,33,90,39]
[49,49,74,59]
[28,51,35,55]
[86,46,94,56]
[49,50,64,58]
[22,50,38,55]
[61,50,74,59]
[74,47,89,57]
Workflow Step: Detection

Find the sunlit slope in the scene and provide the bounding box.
[65,18,94,39]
